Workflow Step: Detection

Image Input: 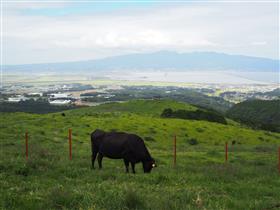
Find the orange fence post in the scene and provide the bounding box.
[225,142,228,163]
[69,129,72,160]
[25,132,28,160]
[173,135,176,167]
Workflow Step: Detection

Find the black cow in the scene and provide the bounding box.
[91,129,156,173]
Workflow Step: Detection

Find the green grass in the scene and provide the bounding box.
[1,99,280,209]
[73,99,197,116]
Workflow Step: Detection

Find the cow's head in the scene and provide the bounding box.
[92,129,106,140]
[143,158,157,173]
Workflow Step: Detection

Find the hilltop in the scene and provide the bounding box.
[71,99,197,116]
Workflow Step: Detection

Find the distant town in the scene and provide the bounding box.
[0,81,278,108]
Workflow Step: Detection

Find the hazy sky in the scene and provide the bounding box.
[2,1,279,65]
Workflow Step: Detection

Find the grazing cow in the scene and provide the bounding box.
[91,129,156,173]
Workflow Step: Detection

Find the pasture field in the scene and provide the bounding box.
[1,100,280,210]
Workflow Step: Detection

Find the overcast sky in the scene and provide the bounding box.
[2,1,279,65]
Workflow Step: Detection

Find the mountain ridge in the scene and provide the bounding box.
[3,51,279,73]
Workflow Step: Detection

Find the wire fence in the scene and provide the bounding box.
[20,131,280,174]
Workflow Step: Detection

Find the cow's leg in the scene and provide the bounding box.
[131,162,136,174]
[124,159,129,173]
[91,150,98,169]
[97,153,103,169]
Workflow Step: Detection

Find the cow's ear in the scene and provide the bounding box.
[93,129,106,139]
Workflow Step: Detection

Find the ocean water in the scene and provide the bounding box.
[106,71,279,84]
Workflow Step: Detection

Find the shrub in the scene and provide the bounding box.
[161,108,173,117]
[258,136,264,141]
[161,108,227,124]
[188,138,198,145]
[39,130,45,135]
[196,128,204,133]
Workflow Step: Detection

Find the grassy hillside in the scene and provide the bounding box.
[72,99,197,117]
[1,100,280,209]
[227,99,280,132]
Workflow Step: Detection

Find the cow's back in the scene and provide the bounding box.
[99,132,148,161]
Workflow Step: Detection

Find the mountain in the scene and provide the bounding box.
[226,99,280,132]
[3,51,279,74]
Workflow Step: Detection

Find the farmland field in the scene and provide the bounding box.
[1,100,280,210]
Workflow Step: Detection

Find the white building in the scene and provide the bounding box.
[49,93,71,99]
[48,93,75,105]
[49,100,72,105]
[7,96,28,102]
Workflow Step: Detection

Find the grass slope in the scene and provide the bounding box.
[75,99,197,116]
[1,100,280,210]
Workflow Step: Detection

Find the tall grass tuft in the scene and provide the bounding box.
[123,188,144,210]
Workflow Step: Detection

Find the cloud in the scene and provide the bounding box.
[2,2,279,64]
[5,1,68,10]
[251,41,267,46]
